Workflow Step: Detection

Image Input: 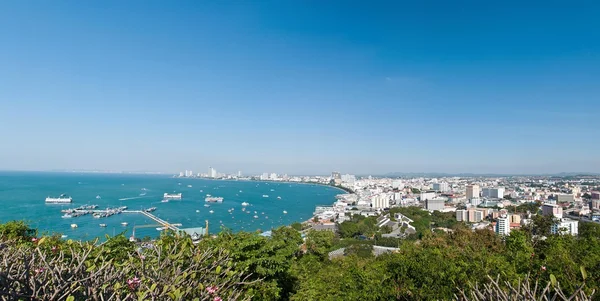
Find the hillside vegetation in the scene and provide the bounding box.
[0,215,599,300]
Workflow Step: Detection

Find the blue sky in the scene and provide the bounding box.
[1,1,599,175]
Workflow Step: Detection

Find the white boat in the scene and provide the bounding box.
[200,190,203,192]
[96,195,101,199]
[187,185,192,188]
[253,215,258,219]
[46,194,73,204]
[283,210,288,214]
[209,210,214,214]
[61,235,68,239]
[241,202,249,206]
[161,199,169,203]
[121,222,128,226]
[196,210,200,213]
[205,197,224,203]
[239,190,243,192]
[206,194,211,197]
[61,213,73,218]
[99,224,107,227]
[156,227,166,231]
[163,193,182,200]
[277,196,282,199]
[204,204,210,207]
[270,189,274,192]
[262,195,269,198]
[70,224,78,228]
[242,207,246,211]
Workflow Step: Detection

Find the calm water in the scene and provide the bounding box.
[0,171,342,240]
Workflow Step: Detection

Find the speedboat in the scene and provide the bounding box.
[253,215,258,219]
[277,196,282,199]
[99,224,107,227]
[241,202,249,206]
[196,210,200,213]
[204,204,210,207]
[70,224,78,228]
[209,210,214,214]
[161,199,169,203]
[121,222,128,226]
[262,195,269,198]
[283,210,288,214]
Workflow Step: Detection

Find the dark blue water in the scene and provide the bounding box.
[0,171,342,240]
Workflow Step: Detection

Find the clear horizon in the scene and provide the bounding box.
[1,1,599,175]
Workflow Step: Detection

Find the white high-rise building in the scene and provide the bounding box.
[260,173,269,180]
[341,174,356,184]
[482,187,505,199]
[496,216,510,236]
[371,194,390,209]
[433,182,450,192]
[237,171,242,177]
[551,219,578,236]
[209,167,217,178]
[269,173,278,180]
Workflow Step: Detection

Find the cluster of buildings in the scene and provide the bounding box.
[307,172,600,238]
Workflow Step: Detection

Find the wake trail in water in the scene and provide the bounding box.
[118,196,152,201]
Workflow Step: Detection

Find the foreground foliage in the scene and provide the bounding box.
[0,215,599,300]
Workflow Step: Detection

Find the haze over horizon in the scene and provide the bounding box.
[1,1,599,175]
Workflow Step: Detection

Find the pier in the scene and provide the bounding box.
[67,209,181,232]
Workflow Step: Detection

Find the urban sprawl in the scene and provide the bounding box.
[178,168,600,242]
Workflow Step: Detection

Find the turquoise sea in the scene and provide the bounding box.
[0,171,343,240]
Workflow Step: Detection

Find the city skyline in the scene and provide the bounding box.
[1,1,599,174]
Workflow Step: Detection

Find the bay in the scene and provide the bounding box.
[0,171,342,241]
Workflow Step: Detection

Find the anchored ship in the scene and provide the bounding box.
[45,194,73,204]
[205,197,224,203]
[163,193,182,200]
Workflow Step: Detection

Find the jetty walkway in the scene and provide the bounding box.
[71,209,181,232]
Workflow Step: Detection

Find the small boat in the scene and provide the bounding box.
[61,235,68,239]
[161,199,169,203]
[262,195,269,198]
[99,224,107,227]
[283,210,288,214]
[209,210,214,214]
[200,190,203,192]
[96,195,101,199]
[242,207,246,211]
[70,224,78,228]
[270,189,274,192]
[61,214,73,218]
[121,222,128,226]
[145,207,157,212]
[277,196,282,199]
[206,194,212,197]
[253,215,259,219]
[265,216,269,219]
[156,227,166,231]
[204,204,210,207]
[196,210,200,213]
[241,202,249,206]
[239,190,243,193]
[187,185,192,188]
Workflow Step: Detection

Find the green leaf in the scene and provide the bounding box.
[66,296,75,301]
[580,266,587,280]
[150,283,157,292]
[37,236,47,245]
[550,274,557,287]
[216,265,222,274]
